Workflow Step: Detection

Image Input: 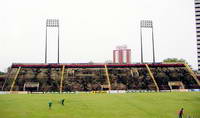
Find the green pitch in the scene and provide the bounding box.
[0,92,199,118]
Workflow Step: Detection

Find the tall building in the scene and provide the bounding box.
[113,45,131,64]
[195,0,200,71]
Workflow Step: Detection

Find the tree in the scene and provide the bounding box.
[163,58,187,63]
[0,71,4,75]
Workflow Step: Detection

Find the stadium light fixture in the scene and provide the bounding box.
[140,20,153,28]
[46,19,59,27]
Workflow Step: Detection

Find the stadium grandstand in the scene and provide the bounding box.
[1,63,200,92]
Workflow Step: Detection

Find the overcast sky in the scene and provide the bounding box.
[0,0,197,72]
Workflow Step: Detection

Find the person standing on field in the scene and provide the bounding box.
[61,99,65,106]
[48,101,52,109]
[178,108,184,118]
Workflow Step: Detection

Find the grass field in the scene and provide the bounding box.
[0,92,199,118]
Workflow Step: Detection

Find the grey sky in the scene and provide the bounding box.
[0,0,197,72]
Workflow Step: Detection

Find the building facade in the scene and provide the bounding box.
[113,45,131,64]
[195,0,200,71]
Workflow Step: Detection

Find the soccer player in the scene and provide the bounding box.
[48,101,52,109]
[61,99,65,106]
[178,108,184,118]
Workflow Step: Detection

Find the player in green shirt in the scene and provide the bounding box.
[61,99,65,106]
[48,101,52,109]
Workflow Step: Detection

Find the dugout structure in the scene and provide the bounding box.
[168,81,185,90]
[1,63,200,92]
[23,82,39,91]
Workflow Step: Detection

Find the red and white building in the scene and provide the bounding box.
[113,45,131,64]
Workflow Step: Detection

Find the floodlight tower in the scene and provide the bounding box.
[45,19,60,64]
[140,20,155,63]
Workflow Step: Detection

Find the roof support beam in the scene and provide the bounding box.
[59,65,65,93]
[184,63,200,86]
[104,65,111,91]
[10,67,21,92]
[145,64,159,91]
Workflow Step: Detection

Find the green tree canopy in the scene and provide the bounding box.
[0,71,4,75]
[163,58,187,63]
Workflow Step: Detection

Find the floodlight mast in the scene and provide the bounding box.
[45,19,60,64]
[140,23,143,63]
[140,20,155,63]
